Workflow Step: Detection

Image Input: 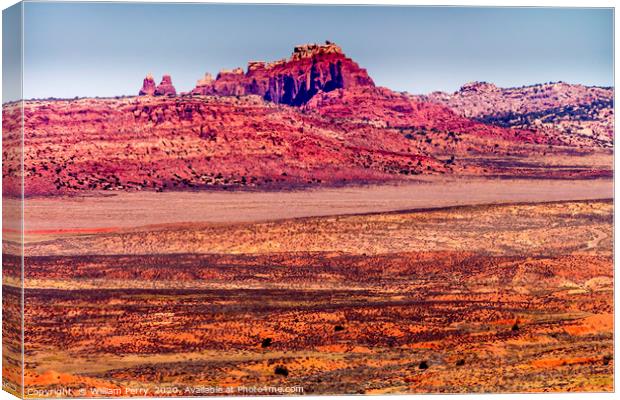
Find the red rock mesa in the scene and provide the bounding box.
[188,41,374,105]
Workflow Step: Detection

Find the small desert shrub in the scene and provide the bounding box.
[261,338,272,348]
[511,322,520,332]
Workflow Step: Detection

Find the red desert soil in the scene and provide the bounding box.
[13,198,613,261]
[1,200,612,394]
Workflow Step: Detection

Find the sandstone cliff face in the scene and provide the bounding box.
[189,41,374,105]
[422,82,614,148]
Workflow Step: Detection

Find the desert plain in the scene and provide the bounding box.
[2,176,614,396]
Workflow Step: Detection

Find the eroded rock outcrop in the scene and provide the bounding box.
[189,41,375,105]
[458,81,499,94]
[139,74,177,96]
[154,75,177,96]
[138,73,157,96]
[194,73,214,92]
[422,81,614,148]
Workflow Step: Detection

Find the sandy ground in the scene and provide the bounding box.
[18,200,613,258]
[12,177,613,233]
[6,200,612,394]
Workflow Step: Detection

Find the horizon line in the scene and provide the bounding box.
[7,79,614,104]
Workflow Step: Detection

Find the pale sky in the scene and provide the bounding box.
[3,2,614,100]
